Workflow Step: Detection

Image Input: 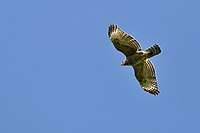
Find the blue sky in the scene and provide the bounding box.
[0,0,200,133]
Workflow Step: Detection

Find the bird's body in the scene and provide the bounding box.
[108,24,161,95]
[125,51,148,66]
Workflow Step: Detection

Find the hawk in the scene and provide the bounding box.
[108,24,161,95]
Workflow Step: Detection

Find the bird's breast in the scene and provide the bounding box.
[127,51,147,66]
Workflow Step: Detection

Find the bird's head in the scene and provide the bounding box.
[121,60,130,66]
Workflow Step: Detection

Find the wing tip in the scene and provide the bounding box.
[108,24,119,38]
[143,86,160,96]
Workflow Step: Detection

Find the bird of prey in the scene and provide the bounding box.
[108,24,161,95]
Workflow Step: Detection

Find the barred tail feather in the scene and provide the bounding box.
[146,44,161,58]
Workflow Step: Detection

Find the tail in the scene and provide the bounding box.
[145,44,161,58]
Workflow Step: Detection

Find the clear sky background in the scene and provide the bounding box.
[0,0,200,133]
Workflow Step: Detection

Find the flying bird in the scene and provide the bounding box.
[108,24,161,95]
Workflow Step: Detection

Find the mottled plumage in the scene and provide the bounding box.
[108,24,161,95]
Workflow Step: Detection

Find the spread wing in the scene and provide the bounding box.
[108,24,141,56]
[133,59,160,95]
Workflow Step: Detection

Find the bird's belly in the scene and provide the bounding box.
[127,52,147,66]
